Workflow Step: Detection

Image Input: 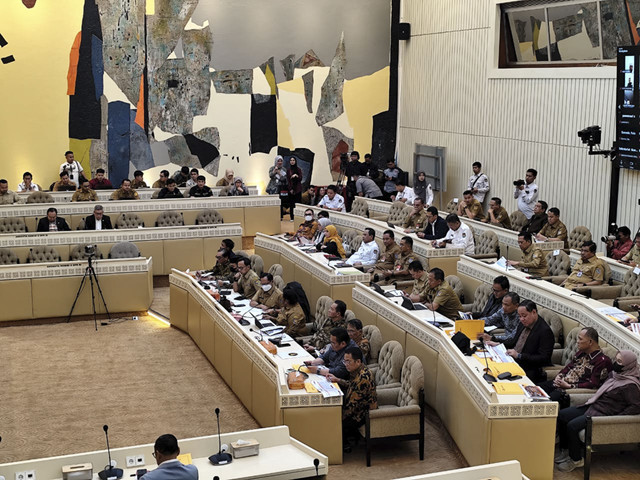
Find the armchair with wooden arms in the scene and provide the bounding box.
[373,340,404,389]
[509,210,527,232]
[360,355,425,467]
[363,325,383,369]
[468,230,500,261]
[461,283,493,313]
[387,202,412,226]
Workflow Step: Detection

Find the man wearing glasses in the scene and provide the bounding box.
[470,276,510,319]
[233,257,261,299]
[304,327,355,380]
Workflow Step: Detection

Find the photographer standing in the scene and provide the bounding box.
[344,151,364,211]
[59,151,84,188]
[606,226,633,260]
[513,168,538,219]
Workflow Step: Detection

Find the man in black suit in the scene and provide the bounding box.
[417,206,448,240]
[37,207,71,232]
[503,300,554,383]
[84,204,113,230]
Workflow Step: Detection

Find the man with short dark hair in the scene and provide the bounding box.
[523,200,548,234]
[562,241,605,290]
[110,179,139,200]
[37,207,71,232]
[207,249,232,280]
[484,197,511,229]
[233,257,261,298]
[362,153,379,179]
[152,170,170,189]
[392,181,416,205]
[59,150,84,188]
[409,265,462,320]
[71,180,98,202]
[0,179,22,204]
[433,213,475,255]
[457,189,485,221]
[354,174,383,199]
[383,236,417,282]
[467,161,489,203]
[368,229,401,281]
[304,327,355,380]
[478,291,521,345]
[507,231,549,276]
[402,197,428,233]
[513,168,539,219]
[471,276,510,318]
[346,319,370,363]
[189,175,213,198]
[84,205,112,230]
[186,168,199,189]
[606,226,633,260]
[383,160,402,199]
[158,178,182,199]
[143,433,198,480]
[131,170,148,189]
[251,272,283,311]
[273,287,307,338]
[304,300,347,351]
[173,166,190,187]
[17,172,41,192]
[89,168,113,190]
[418,206,448,240]
[346,228,379,267]
[317,184,346,212]
[536,207,568,248]
[53,171,76,192]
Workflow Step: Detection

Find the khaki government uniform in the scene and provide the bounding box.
[252,286,283,309]
[152,179,166,189]
[370,243,402,279]
[518,245,549,276]
[208,262,231,281]
[391,250,418,281]
[131,180,148,189]
[413,278,463,320]
[110,188,139,200]
[622,245,640,265]
[487,206,511,229]
[564,256,605,290]
[297,220,319,240]
[71,189,98,202]
[0,190,22,205]
[538,220,569,249]
[462,199,485,221]
[238,269,261,298]
[402,209,428,231]
[276,303,307,338]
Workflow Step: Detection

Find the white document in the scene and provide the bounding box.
[486,343,515,363]
[495,257,515,270]
[311,378,343,398]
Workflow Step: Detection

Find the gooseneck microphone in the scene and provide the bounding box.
[98,425,123,480]
[505,245,509,271]
[479,338,497,384]
[209,408,232,465]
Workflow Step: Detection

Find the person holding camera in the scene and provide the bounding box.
[513,169,538,219]
[606,226,633,260]
[59,151,84,188]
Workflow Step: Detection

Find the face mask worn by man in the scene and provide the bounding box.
[305,215,313,221]
[262,284,272,292]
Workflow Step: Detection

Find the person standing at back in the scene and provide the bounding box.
[513,168,539,219]
[467,161,489,203]
[286,157,303,221]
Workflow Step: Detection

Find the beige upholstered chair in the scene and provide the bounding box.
[298,295,333,345]
[537,307,564,350]
[273,274,285,290]
[0,217,27,233]
[26,191,53,203]
[363,325,383,367]
[249,254,264,275]
[268,263,283,278]
[151,190,160,199]
[568,226,592,250]
[445,199,457,214]
[360,355,425,467]
[220,185,233,196]
[387,201,410,225]
[109,242,141,259]
[75,219,86,230]
[341,229,362,256]
[445,275,464,302]
[0,248,19,265]
[544,257,612,290]
[115,213,144,229]
[70,244,104,261]
[350,197,369,218]
[462,283,493,313]
[195,209,224,225]
[374,340,404,390]
[468,230,499,260]
[27,246,61,263]
[509,211,527,232]
[576,269,640,310]
[545,250,571,277]
[155,211,184,227]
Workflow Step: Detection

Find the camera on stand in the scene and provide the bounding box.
[84,244,97,258]
[578,126,602,147]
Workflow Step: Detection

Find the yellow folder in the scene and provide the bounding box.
[455,319,485,340]
[486,360,526,377]
[493,382,524,395]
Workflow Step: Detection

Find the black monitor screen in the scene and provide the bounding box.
[617,45,640,170]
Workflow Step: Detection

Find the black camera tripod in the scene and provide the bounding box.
[67,254,111,331]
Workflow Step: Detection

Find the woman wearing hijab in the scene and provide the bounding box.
[267,155,287,195]
[216,169,235,187]
[413,171,434,206]
[229,177,249,196]
[316,225,346,258]
[555,350,640,472]
[286,157,303,221]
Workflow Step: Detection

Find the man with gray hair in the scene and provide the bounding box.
[478,292,521,345]
[84,204,113,230]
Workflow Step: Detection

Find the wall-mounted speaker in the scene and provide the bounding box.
[399,23,411,40]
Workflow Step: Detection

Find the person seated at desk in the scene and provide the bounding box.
[37,207,71,232]
[503,300,554,383]
[110,179,139,200]
[316,225,346,259]
[250,272,283,312]
[144,433,198,480]
[346,318,370,364]
[507,231,549,276]
[327,346,377,453]
[535,207,568,248]
[0,179,22,204]
[220,238,235,256]
[317,184,346,212]
[484,197,511,230]
[295,208,319,241]
[471,275,510,319]
[84,204,112,230]
[131,170,148,189]
[52,171,76,192]
[89,168,113,190]
[228,177,249,196]
[345,228,379,267]
[173,166,190,187]
[408,264,463,320]
[304,327,355,380]
[561,241,605,290]
[185,168,199,189]
[189,175,213,198]
[207,249,232,280]
[606,225,633,261]
[233,257,261,299]
[402,197,428,233]
[417,206,449,240]
[538,327,611,407]
[478,291,521,345]
[457,189,485,221]
[391,181,416,205]
[313,211,331,243]
[522,200,548,235]
[71,180,98,202]
[620,233,640,267]
[157,178,183,199]
[152,169,170,189]
[270,287,306,338]
[17,171,41,192]
[377,235,417,284]
[304,300,347,352]
[216,168,234,187]
[433,213,475,255]
[555,350,640,473]
[368,229,401,281]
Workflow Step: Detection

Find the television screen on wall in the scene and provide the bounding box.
[617,45,640,170]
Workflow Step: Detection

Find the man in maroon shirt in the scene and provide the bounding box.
[606,226,633,260]
[89,168,113,190]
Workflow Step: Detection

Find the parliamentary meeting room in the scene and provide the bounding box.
[3,1,640,480]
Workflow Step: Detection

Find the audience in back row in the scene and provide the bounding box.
[60,151,84,188]
[158,178,182,199]
[0,179,22,204]
[17,172,41,192]
[89,168,112,190]
[110,179,139,200]
[131,170,148,189]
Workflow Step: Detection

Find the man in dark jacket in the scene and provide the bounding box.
[84,205,113,230]
[37,207,71,232]
[417,206,449,240]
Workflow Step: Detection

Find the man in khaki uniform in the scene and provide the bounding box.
[379,236,417,283]
[71,181,98,202]
[368,229,401,281]
[0,179,22,204]
[536,207,568,249]
[457,190,485,221]
[233,257,261,299]
[562,241,605,290]
[508,231,549,276]
[110,179,140,200]
[251,272,283,311]
[402,197,428,233]
[274,288,307,338]
[484,197,511,229]
[621,234,640,267]
[408,263,462,320]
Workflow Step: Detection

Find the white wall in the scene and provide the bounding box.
[398,0,640,245]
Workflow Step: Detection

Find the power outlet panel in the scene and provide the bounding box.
[15,473,26,480]
[135,455,145,466]
[25,472,35,480]
[126,456,137,468]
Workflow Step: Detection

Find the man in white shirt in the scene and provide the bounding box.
[59,150,84,188]
[17,172,41,192]
[392,181,416,205]
[185,168,199,189]
[433,213,475,255]
[513,168,539,219]
[318,184,346,212]
[467,161,489,203]
[346,228,380,267]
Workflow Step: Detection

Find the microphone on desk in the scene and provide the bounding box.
[250,327,264,342]
[209,408,233,466]
[505,245,509,271]
[314,458,320,476]
[98,425,123,480]
[478,338,497,384]
[427,294,440,329]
